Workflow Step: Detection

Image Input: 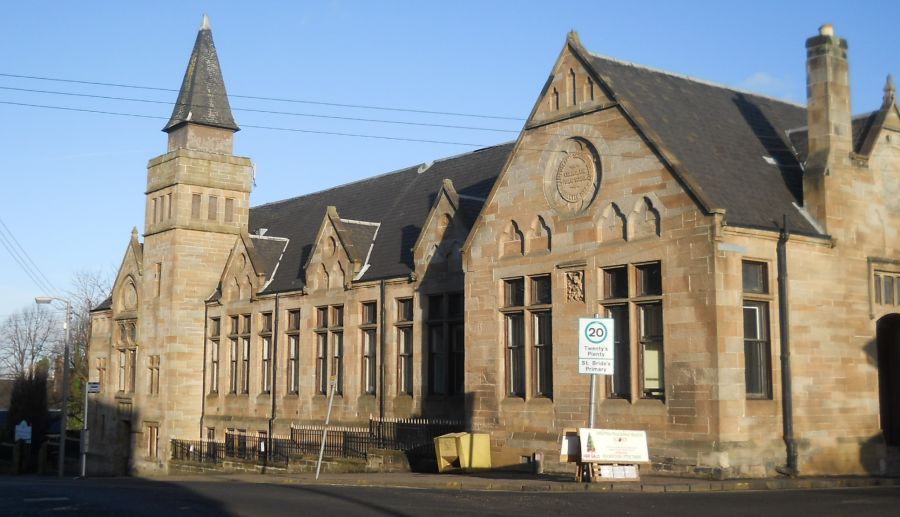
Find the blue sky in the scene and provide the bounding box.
[1,1,898,319]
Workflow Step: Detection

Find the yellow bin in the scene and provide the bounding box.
[434,432,465,473]
[456,433,491,471]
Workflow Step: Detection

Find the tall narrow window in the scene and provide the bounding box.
[147,424,159,459]
[315,307,328,394]
[742,261,772,399]
[118,349,126,392]
[639,303,664,398]
[229,315,239,393]
[569,68,577,105]
[260,312,272,394]
[240,314,251,394]
[208,195,218,221]
[503,278,526,397]
[606,304,631,398]
[361,302,377,395]
[396,298,414,395]
[603,266,630,398]
[167,193,173,220]
[587,76,595,101]
[637,262,664,399]
[191,193,201,219]
[531,275,552,398]
[552,88,560,110]
[286,309,300,394]
[427,293,464,395]
[209,318,220,393]
[152,197,158,224]
[159,195,166,222]
[224,198,234,223]
[148,355,160,395]
[332,328,344,395]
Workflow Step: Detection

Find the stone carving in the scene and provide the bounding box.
[557,153,593,202]
[566,270,585,302]
[544,138,600,215]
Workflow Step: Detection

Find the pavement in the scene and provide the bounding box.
[160,469,900,493]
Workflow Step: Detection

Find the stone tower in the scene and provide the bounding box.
[803,23,852,234]
[139,14,253,469]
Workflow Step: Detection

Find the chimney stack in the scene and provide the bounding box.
[803,24,852,231]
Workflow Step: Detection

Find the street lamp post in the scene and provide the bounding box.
[36,296,71,478]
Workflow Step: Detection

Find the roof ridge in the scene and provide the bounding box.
[251,142,514,211]
[589,52,806,109]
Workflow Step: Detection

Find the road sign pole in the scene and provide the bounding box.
[81,382,88,477]
[588,313,599,429]
[315,376,337,480]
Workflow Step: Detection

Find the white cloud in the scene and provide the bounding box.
[737,72,800,102]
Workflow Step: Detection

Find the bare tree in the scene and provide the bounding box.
[65,268,113,428]
[0,304,59,378]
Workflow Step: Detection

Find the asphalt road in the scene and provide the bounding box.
[1,476,899,516]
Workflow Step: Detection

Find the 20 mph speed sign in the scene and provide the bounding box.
[578,318,615,375]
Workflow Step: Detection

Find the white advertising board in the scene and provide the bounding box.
[578,318,614,375]
[578,428,650,464]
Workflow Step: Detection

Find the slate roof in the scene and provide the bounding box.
[91,295,113,312]
[586,53,821,235]
[787,112,878,163]
[248,236,289,287]
[163,16,239,133]
[341,221,380,271]
[250,143,513,293]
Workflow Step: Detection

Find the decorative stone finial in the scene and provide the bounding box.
[201,14,210,31]
[885,74,895,104]
[131,226,139,237]
[819,23,834,37]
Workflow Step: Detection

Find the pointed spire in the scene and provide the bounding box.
[163,15,239,133]
[884,74,895,105]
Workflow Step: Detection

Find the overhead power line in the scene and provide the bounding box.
[0,215,59,296]
[0,85,519,134]
[0,100,492,147]
[0,72,526,122]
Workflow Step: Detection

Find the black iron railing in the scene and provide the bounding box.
[171,417,465,466]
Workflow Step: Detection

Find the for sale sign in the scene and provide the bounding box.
[578,318,614,375]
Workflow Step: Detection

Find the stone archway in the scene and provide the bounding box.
[877,314,900,446]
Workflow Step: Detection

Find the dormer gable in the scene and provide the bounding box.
[413,179,470,279]
[215,231,267,303]
[304,206,379,290]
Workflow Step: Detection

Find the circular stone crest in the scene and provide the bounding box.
[556,153,593,202]
[543,138,600,215]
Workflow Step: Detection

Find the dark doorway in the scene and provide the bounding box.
[877,314,900,446]
[117,419,133,475]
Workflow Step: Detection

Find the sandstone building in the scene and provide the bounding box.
[88,19,900,478]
